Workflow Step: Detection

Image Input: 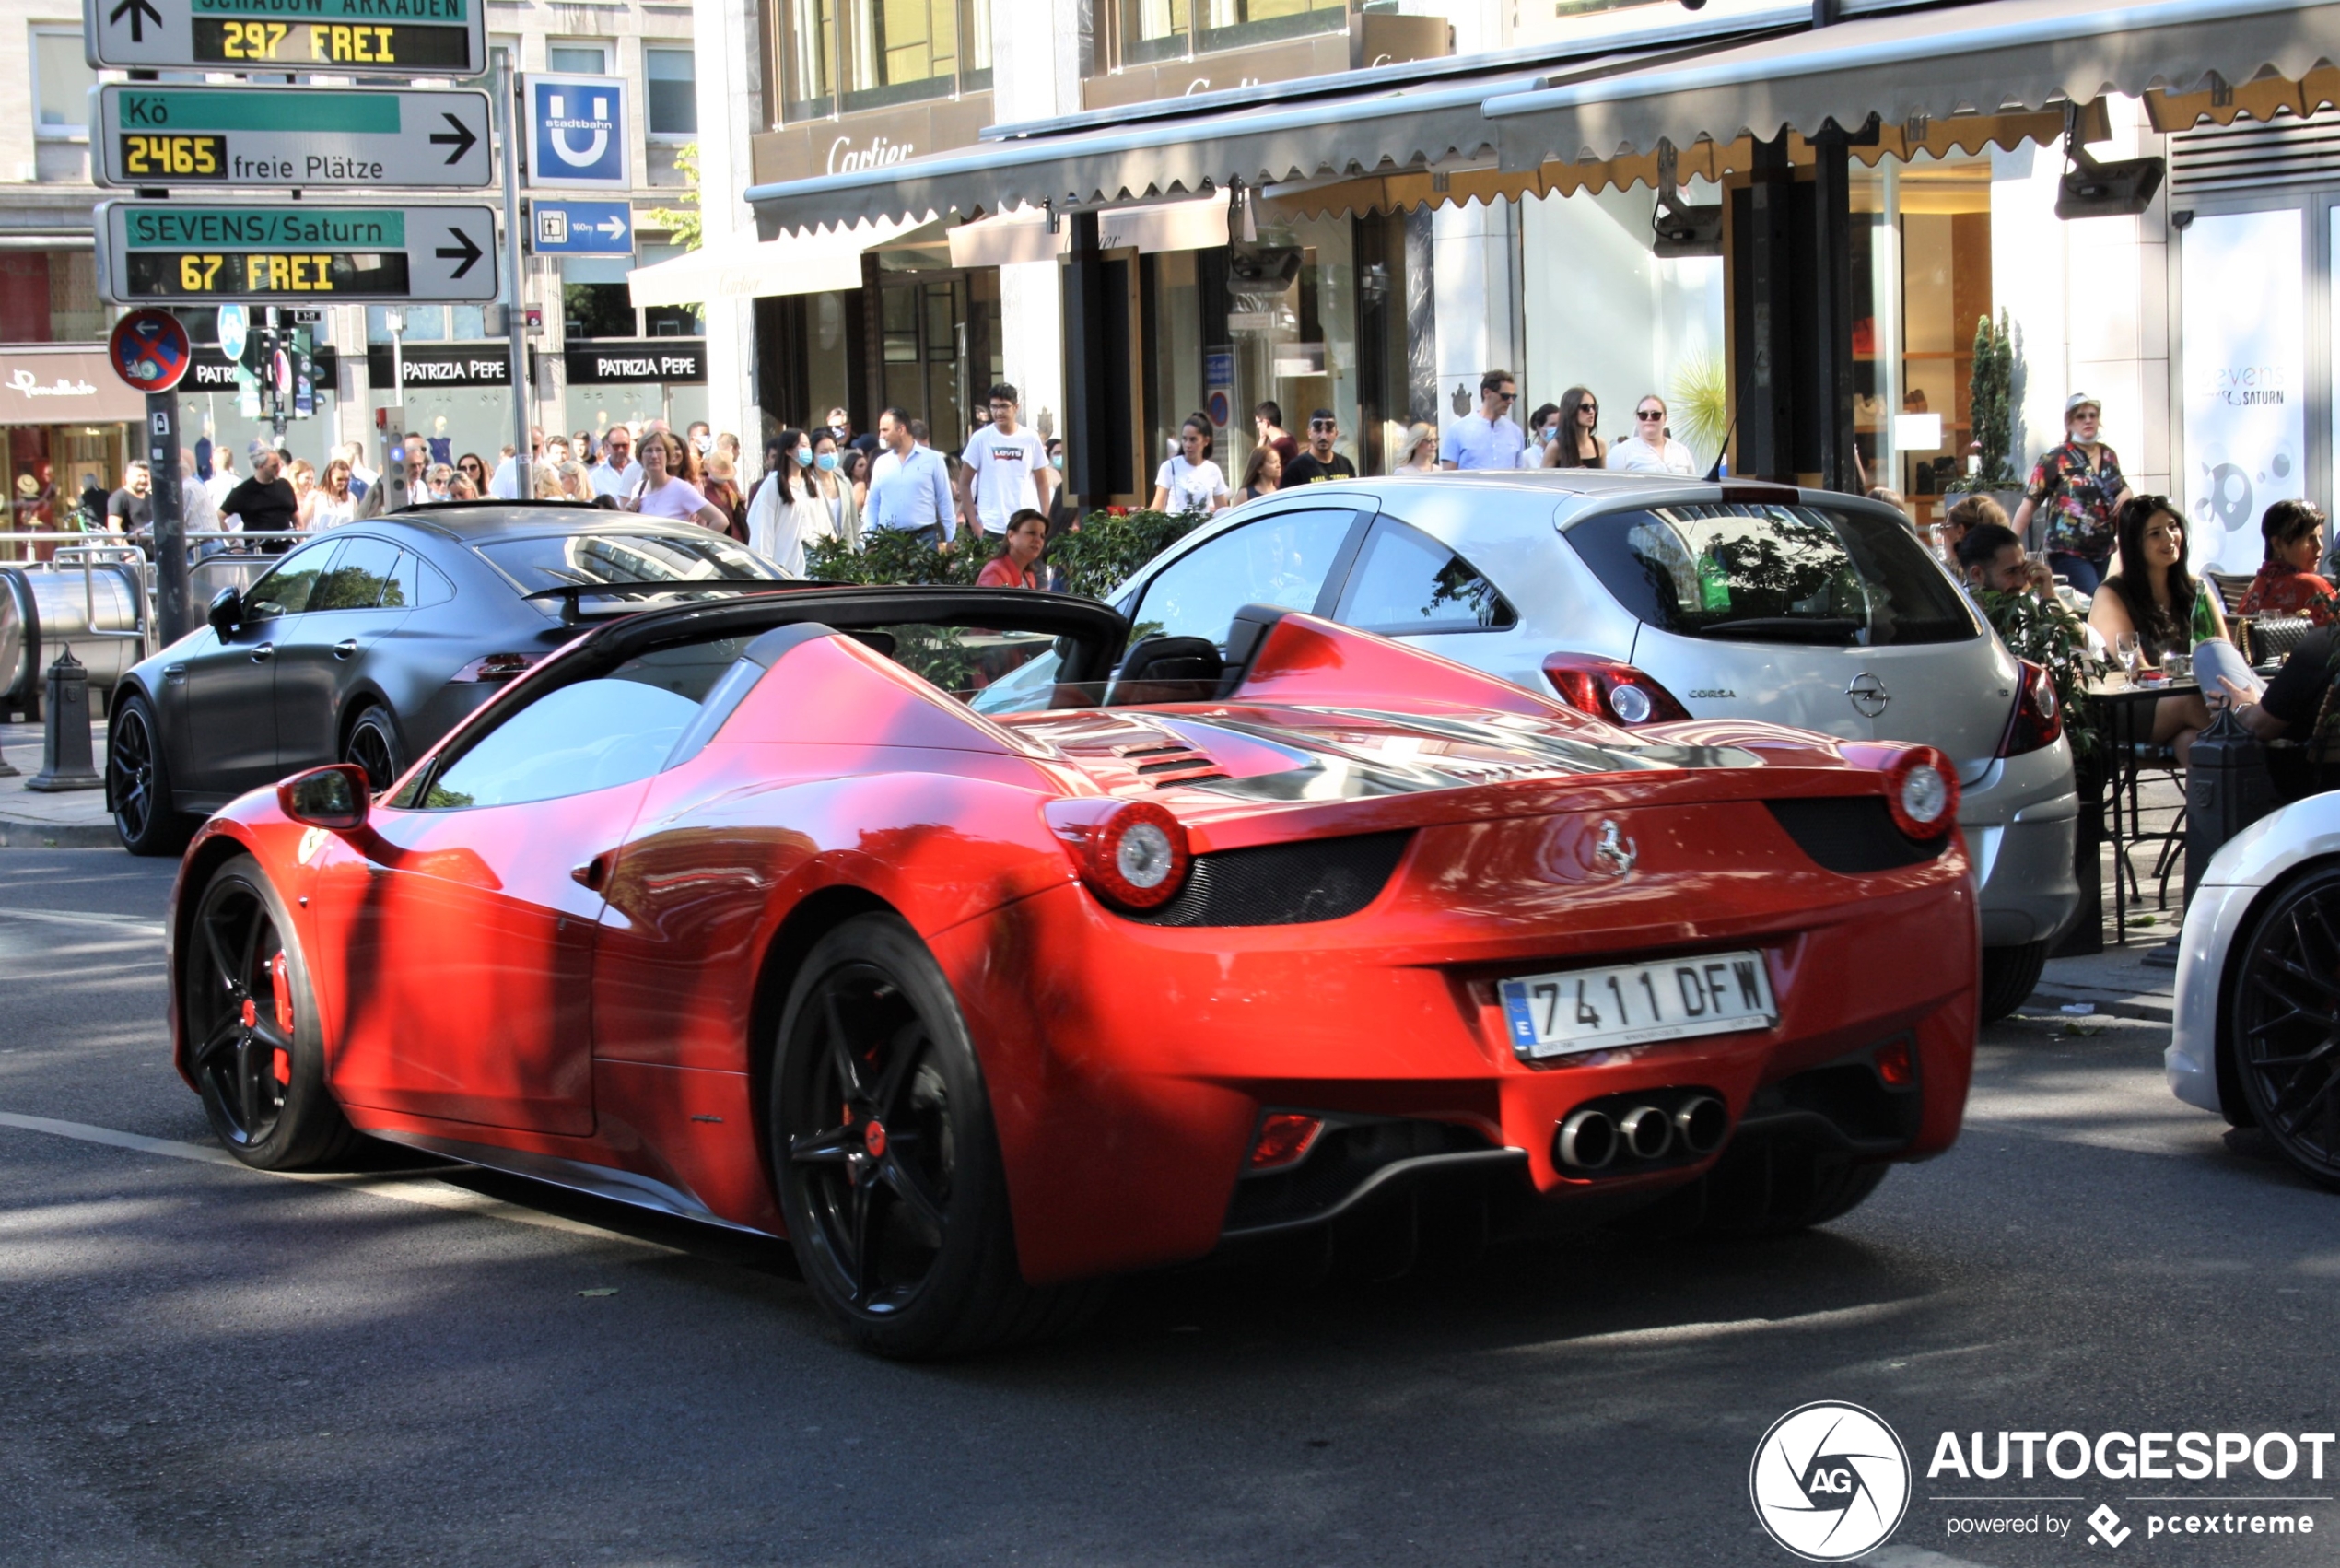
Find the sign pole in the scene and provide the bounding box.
[146,392,191,645]
[502,52,531,500]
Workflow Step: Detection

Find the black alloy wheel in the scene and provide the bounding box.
[184,855,356,1170]
[343,707,403,793]
[771,914,1101,1358]
[108,694,193,857]
[2229,865,2340,1189]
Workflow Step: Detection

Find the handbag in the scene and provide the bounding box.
[2242,614,2315,668]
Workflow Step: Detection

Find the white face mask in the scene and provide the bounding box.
[692,434,713,455]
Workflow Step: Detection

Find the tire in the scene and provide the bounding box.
[2226,865,2340,1190]
[1700,1145,1890,1236]
[107,693,195,858]
[181,853,359,1170]
[769,913,1100,1358]
[342,705,404,793]
[1979,941,2050,1024]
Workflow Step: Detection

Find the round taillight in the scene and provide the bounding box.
[1887,746,1960,840]
[1082,801,1191,911]
[1607,683,1655,724]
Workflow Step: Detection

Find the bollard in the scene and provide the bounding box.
[2185,708,2276,906]
[24,648,102,792]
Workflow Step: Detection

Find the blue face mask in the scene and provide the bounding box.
[793,447,814,467]
[814,451,839,472]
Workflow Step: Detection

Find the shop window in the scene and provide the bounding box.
[1118,0,1192,65]
[48,252,109,342]
[566,284,638,341]
[783,0,990,117]
[645,48,697,137]
[33,29,94,139]
[1196,0,1343,56]
[549,41,612,74]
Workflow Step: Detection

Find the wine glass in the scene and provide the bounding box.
[2116,632,2142,682]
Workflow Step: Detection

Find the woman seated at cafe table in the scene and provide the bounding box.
[2234,498,2336,626]
[2088,495,2224,765]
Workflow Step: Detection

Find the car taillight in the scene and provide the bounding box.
[1541,654,1692,725]
[1997,659,2064,757]
[1883,745,1960,841]
[453,652,542,683]
[1075,800,1191,911]
[1247,1113,1324,1170]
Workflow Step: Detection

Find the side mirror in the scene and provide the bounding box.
[277,764,370,832]
[206,587,241,637]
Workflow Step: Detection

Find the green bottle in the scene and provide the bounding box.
[1696,549,1732,612]
[2190,579,2221,648]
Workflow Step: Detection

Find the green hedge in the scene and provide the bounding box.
[805,509,1215,602]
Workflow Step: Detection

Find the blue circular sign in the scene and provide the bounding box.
[108,309,192,394]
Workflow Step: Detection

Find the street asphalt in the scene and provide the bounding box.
[4,848,2336,1568]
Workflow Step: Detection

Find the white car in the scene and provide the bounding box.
[2169,793,2340,1188]
[992,472,2079,1017]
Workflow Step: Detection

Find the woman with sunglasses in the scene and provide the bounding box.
[1605,395,1699,476]
[456,453,487,494]
[2011,394,2133,596]
[1543,386,1607,469]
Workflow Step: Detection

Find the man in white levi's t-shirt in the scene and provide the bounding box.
[956,383,1056,537]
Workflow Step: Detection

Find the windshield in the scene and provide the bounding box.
[475,532,785,603]
[1565,503,1977,647]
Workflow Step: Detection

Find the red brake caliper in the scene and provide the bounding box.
[268,952,294,1083]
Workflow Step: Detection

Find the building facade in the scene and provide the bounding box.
[689,0,2336,576]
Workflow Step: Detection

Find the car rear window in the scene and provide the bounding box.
[1564,503,1978,647]
[474,532,783,599]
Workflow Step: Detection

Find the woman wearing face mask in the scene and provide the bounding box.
[810,430,860,549]
[1519,403,1562,468]
[746,428,831,574]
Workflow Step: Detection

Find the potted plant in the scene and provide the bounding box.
[1948,310,2027,518]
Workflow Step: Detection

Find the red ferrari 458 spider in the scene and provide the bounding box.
[167,585,1975,1356]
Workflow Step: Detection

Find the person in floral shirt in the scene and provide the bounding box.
[2236,498,2336,626]
[2012,394,2134,595]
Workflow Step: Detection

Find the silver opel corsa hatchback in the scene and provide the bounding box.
[1078,471,2079,1020]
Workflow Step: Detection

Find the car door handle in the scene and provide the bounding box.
[249,643,274,663]
[333,639,359,660]
[570,852,614,891]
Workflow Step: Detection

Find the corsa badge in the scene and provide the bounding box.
[298,826,328,865]
[1593,820,1637,877]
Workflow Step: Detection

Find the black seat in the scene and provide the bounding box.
[1107,635,1225,704]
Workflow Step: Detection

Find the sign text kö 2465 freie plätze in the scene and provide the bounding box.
[94,86,494,192]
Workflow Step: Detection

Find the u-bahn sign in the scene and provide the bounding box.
[82,0,486,78]
[96,201,501,304]
[93,85,493,190]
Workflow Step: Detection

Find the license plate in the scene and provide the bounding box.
[1498,951,1777,1059]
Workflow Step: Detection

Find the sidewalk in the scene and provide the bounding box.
[2028,945,2176,1025]
[0,720,118,849]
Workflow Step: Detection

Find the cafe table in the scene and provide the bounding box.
[2082,673,2200,943]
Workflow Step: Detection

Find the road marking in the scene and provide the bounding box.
[1517,1298,1920,1352]
[0,907,166,937]
[0,1109,679,1253]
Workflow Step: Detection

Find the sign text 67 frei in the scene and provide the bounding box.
[95,201,499,304]
[83,0,486,76]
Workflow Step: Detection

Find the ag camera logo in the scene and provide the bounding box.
[1750,1401,1912,1561]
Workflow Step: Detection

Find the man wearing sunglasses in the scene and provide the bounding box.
[1281,409,1356,485]
[1606,395,1699,476]
[1439,369,1526,471]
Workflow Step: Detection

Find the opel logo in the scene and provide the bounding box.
[1847,672,1890,719]
[1593,820,1637,877]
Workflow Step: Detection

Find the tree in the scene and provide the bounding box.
[646,142,701,252]
[1952,310,2018,492]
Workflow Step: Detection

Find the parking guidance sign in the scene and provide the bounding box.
[94,85,493,190]
[84,0,486,77]
[98,201,501,303]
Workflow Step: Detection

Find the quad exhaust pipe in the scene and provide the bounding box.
[1555,1094,1728,1170]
